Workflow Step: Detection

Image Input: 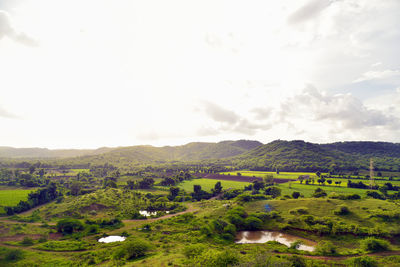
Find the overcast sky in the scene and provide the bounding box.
[1,0,400,149]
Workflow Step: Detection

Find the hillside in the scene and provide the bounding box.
[321,141,400,158]
[232,140,400,172]
[0,147,115,159]
[73,140,263,165]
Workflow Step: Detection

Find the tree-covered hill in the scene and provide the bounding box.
[74,140,263,164]
[231,140,400,172]
[0,146,115,159]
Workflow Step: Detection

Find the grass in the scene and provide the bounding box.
[244,198,400,234]
[277,183,380,198]
[0,189,33,207]
[177,178,250,192]
[220,171,321,180]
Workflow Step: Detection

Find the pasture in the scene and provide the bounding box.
[0,189,33,214]
[277,182,378,198]
[177,178,249,192]
[219,171,320,180]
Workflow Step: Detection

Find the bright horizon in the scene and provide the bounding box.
[1,0,400,149]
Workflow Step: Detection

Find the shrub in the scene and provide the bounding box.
[20,236,34,246]
[86,224,100,234]
[360,238,390,252]
[244,216,263,230]
[350,256,378,267]
[4,248,24,261]
[113,239,152,260]
[57,218,84,235]
[183,244,207,258]
[312,188,327,198]
[289,207,308,215]
[315,241,337,255]
[192,249,239,267]
[289,240,303,250]
[292,191,301,199]
[334,205,350,215]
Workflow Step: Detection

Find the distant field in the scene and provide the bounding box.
[177,178,250,192]
[0,189,33,213]
[219,171,320,180]
[277,182,385,198]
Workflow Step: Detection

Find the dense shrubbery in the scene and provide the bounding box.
[312,188,327,198]
[56,219,84,235]
[360,238,390,252]
[334,205,350,215]
[315,241,337,255]
[113,239,152,260]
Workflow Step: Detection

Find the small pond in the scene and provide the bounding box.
[98,236,126,243]
[235,231,315,251]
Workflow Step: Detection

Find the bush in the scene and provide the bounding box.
[183,244,207,258]
[57,218,84,235]
[360,237,390,252]
[350,256,378,267]
[244,216,263,230]
[292,191,301,199]
[113,239,152,260]
[192,249,239,267]
[312,188,327,198]
[4,248,24,261]
[334,205,350,215]
[289,207,308,215]
[315,241,337,255]
[20,236,34,246]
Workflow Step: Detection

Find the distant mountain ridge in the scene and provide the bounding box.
[1,140,400,171]
[0,146,115,159]
[0,140,262,160]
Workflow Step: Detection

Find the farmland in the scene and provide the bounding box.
[0,189,34,213]
[177,178,250,192]
[1,141,400,266]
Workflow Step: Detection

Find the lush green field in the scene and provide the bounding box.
[0,189,33,207]
[220,171,320,180]
[277,182,383,198]
[177,178,249,192]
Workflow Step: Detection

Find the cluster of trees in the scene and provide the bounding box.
[126,178,155,189]
[5,183,60,215]
[159,171,192,186]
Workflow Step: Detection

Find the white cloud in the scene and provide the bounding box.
[0,105,18,119]
[279,86,400,132]
[353,69,400,83]
[0,0,400,148]
[0,10,37,46]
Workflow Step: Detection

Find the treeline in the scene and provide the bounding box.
[5,183,61,215]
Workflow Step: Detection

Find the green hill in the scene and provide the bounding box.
[232,140,400,172]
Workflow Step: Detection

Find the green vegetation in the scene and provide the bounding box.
[1,140,400,266]
[177,178,250,192]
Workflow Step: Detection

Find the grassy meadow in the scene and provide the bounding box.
[177,178,250,192]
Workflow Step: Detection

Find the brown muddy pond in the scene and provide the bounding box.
[235,231,316,251]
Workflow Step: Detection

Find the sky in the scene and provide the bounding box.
[0,0,400,149]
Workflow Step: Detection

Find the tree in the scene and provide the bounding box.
[327,179,332,185]
[292,191,301,199]
[169,186,180,200]
[263,175,274,185]
[194,185,202,194]
[70,182,82,196]
[29,165,36,174]
[56,219,84,235]
[214,181,222,194]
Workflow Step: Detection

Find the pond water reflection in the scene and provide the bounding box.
[235,231,315,251]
